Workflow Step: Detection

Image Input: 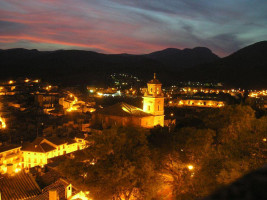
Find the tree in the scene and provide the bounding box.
[59,105,266,200]
[60,127,159,200]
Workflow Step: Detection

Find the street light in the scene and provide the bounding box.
[187,165,194,170]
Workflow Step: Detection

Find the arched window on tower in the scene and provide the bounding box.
[158,105,160,111]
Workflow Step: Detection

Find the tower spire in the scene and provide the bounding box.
[154,73,156,79]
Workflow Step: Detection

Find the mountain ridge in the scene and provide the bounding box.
[178,41,267,88]
[0,41,266,88]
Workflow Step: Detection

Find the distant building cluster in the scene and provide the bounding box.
[0,78,57,96]
[169,98,224,108]
[109,73,141,88]
[59,93,96,114]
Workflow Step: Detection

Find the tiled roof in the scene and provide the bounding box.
[45,137,66,146]
[0,171,41,200]
[21,136,75,153]
[46,137,76,146]
[32,179,77,200]
[21,141,56,153]
[0,144,21,153]
[32,137,45,145]
[21,142,48,153]
[36,167,62,189]
[97,102,152,117]
[40,143,56,152]
[65,138,76,145]
[148,78,161,84]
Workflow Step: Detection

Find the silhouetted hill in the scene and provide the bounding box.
[0,47,218,86]
[179,41,267,89]
[146,47,219,70]
[0,42,266,88]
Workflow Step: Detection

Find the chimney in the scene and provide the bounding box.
[49,190,59,200]
[25,167,29,173]
[7,163,13,175]
[65,184,72,199]
[37,167,42,173]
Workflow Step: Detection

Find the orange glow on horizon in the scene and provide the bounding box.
[0,35,115,53]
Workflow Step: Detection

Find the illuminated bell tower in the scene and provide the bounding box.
[143,73,164,127]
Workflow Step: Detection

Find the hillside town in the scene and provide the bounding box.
[0,74,266,199]
[1,0,267,199]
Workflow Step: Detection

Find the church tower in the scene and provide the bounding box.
[143,73,164,127]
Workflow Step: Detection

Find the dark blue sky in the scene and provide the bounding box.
[0,0,266,56]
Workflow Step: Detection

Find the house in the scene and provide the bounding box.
[35,94,57,108]
[21,136,88,169]
[34,178,91,200]
[0,144,22,174]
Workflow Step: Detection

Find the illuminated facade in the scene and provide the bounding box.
[35,94,56,108]
[143,73,164,126]
[59,94,96,113]
[0,136,88,174]
[0,116,6,129]
[92,102,156,128]
[169,99,224,108]
[21,136,87,168]
[0,145,22,174]
[92,74,165,128]
[180,87,242,96]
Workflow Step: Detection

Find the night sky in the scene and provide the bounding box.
[0,0,266,57]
